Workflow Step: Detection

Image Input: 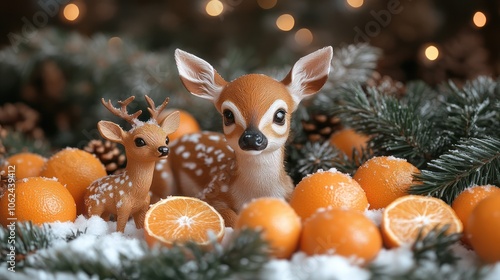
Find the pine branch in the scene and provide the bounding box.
[410,137,500,204]
[411,225,461,267]
[21,228,269,280]
[333,84,435,168]
[0,222,55,267]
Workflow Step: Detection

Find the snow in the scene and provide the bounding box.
[3,214,500,279]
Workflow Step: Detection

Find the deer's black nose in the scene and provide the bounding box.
[158,146,169,157]
[239,128,268,151]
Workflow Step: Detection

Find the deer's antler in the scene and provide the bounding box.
[145,95,170,123]
[101,96,142,124]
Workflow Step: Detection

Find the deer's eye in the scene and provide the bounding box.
[223,109,235,126]
[134,137,146,147]
[273,109,286,125]
[165,137,170,145]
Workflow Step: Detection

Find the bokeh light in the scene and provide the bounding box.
[206,0,224,17]
[295,28,313,47]
[346,0,364,9]
[257,0,278,10]
[473,11,487,28]
[63,4,80,21]
[276,14,295,31]
[424,45,439,61]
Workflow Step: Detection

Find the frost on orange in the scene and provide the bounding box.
[353,156,420,210]
[381,195,462,248]
[452,185,500,245]
[467,193,500,264]
[235,197,301,259]
[289,169,368,221]
[144,196,225,248]
[300,208,382,264]
[0,177,76,226]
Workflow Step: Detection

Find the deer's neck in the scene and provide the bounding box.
[124,161,156,196]
[230,147,293,211]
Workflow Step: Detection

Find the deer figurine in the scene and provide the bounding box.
[84,95,180,232]
[153,47,333,227]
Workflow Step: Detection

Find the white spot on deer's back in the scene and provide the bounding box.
[175,145,186,154]
[120,180,125,184]
[195,143,206,151]
[184,134,201,143]
[117,200,123,208]
[205,157,214,165]
[220,185,229,192]
[206,146,214,153]
[119,190,125,196]
[128,182,132,187]
[217,153,225,162]
[161,171,169,179]
[208,134,221,141]
[195,169,203,176]
[109,193,114,198]
[182,151,191,159]
[114,177,120,183]
[183,162,197,170]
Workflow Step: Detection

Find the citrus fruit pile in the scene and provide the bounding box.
[0,148,108,225]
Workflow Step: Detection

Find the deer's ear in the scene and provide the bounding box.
[98,121,125,143]
[160,111,180,136]
[282,46,333,109]
[175,49,227,103]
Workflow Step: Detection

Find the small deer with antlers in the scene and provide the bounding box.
[153,47,333,226]
[84,95,179,232]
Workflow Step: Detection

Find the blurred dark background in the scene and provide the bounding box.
[1,0,499,82]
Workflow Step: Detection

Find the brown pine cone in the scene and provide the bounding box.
[302,113,343,143]
[0,170,7,198]
[366,71,406,98]
[0,103,45,140]
[84,139,126,175]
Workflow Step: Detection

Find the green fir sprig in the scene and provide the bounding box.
[410,137,500,203]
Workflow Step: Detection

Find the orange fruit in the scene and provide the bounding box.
[452,185,500,245]
[235,197,301,259]
[2,152,46,179]
[144,196,225,248]
[162,109,200,142]
[467,193,500,263]
[0,177,76,226]
[329,128,369,159]
[300,208,382,264]
[353,156,420,210]
[41,148,107,215]
[289,169,368,221]
[381,195,462,248]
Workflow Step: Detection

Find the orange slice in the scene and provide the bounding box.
[144,196,225,248]
[381,195,462,248]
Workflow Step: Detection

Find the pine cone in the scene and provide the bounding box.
[0,170,7,198]
[301,113,343,143]
[84,140,126,175]
[0,103,45,140]
[366,71,406,98]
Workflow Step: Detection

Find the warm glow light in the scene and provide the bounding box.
[473,11,487,28]
[257,0,277,9]
[108,37,123,49]
[424,45,439,61]
[346,0,364,8]
[295,28,313,46]
[276,14,295,31]
[63,4,80,21]
[206,0,224,17]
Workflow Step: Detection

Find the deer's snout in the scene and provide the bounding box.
[239,127,268,151]
[158,146,169,157]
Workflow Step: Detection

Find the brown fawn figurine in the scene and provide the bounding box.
[153,47,333,227]
[84,95,180,232]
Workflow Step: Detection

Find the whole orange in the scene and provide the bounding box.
[289,169,368,221]
[467,193,500,263]
[353,156,420,210]
[300,208,382,264]
[161,109,200,142]
[235,197,301,259]
[0,177,76,226]
[41,148,107,215]
[2,153,46,179]
[329,128,369,159]
[452,185,500,245]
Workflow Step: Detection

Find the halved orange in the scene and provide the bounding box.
[144,196,225,248]
[381,195,462,248]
